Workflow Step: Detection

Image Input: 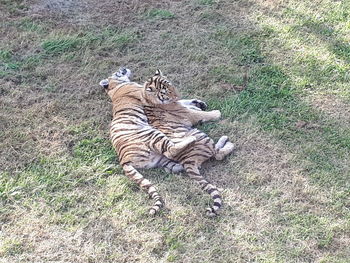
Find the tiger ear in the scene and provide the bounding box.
[144,81,153,92]
[155,69,163,77]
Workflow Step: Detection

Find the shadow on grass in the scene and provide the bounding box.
[266,6,350,94]
[288,5,350,65]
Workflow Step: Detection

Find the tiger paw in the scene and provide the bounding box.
[215,141,234,161]
[190,99,208,111]
[210,110,221,120]
[215,135,229,151]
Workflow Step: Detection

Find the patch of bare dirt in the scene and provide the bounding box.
[310,94,350,126]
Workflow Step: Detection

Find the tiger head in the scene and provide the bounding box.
[143,69,181,105]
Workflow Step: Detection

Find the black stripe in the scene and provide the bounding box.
[213,202,221,208]
[161,139,168,153]
[113,107,145,116]
[162,159,171,166]
[127,170,137,177]
[183,160,195,166]
[152,135,164,145]
[149,190,157,196]
[135,178,144,185]
[212,194,221,200]
[120,151,147,161]
[117,112,147,122]
[201,182,209,189]
[207,188,216,195]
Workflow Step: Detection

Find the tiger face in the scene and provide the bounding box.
[144,69,180,105]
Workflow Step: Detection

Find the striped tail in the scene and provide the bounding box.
[184,162,222,217]
[122,163,163,215]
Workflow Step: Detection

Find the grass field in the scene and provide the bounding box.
[1,0,349,262]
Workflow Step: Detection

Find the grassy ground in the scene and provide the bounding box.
[1,0,349,262]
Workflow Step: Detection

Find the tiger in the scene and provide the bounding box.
[100,68,234,216]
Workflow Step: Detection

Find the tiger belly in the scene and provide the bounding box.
[134,152,164,169]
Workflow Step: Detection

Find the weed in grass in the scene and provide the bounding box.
[0,239,25,257]
[21,55,42,71]
[42,36,84,56]
[332,40,350,63]
[18,18,45,33]
[110,32,139,50]
[3,62,20,71]
[41,29,140,59]
[0,50,12,61]
[146,9,175,20]
[0,49,21,75]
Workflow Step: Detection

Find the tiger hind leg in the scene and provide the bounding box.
[148,130,196,159]
[165,136,196,158]
[214,136,234,161]
[183,163,222,217]
[122,163,163,215]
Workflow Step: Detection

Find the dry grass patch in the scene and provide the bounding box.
[308,94,350,126]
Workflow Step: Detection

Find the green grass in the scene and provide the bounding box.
[146,9,175,20]
[18,18,46,33]
[0,50,12,61]
[0,239,25,257]
[1,0,350,262]
[42,36,84,55]
[41,30,139,57]
[0,133,122,228]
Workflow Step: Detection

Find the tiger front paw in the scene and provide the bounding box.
[211,110,221,120]
[190,99,208,111]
